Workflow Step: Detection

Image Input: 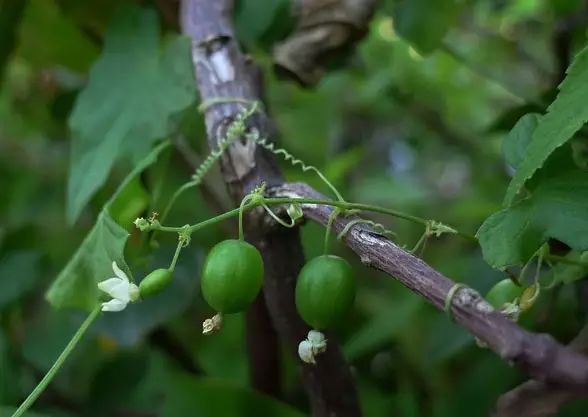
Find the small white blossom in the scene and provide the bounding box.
[298,340,316,364]
[97,261,139,312]
[298,330,328,364]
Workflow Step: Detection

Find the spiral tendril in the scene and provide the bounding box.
[249,134,345,203]
[160,103,261,223]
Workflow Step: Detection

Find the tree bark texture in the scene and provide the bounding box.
[180,1,360,416]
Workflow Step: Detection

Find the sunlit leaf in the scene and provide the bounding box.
[504,44,588,205]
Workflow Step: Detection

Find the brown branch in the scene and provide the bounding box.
[180,1,360,416]
[245,293,281,398]
[273,182,588,391]
[492,320,588,417]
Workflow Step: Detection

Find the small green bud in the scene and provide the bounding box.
[134,217,150,231]
[139,268,173,298]
[287,204,304,222]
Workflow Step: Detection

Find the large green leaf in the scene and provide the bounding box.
[504,44,588,206]
[164,374,306,417]
[502,113,540,169]
[66,5,195,223]
[478,170,588,269]
[390,0,462,55]
[46,211,129,311]
[47,143,168,311]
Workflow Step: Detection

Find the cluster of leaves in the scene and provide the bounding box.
[1,0,588,416]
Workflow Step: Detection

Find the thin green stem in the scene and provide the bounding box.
[152,197,470,240]
[534,250,544,285]
[238,196,254,240]
[323,208,340,254]
[11,306,101,417]
[169,236,185,271]
[411,231,428,254]
[262,204,295,228]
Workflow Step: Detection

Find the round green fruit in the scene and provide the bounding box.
[295,255,356,329]
[201,239,264,313]
[486,279,523,309]
[139,268,173,298]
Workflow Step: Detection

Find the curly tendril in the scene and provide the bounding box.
[160,103,262,223]
[248,134,345,203]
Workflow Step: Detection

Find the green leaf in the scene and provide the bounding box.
[0,251,41,310]
[47,142,168,311]
[502,113,540,169]
[504,44,588,206]
[478,170,588,269]
[66,5,195,223]
[391,0,462,55]
[164,374,306,417]
[46,211,129,311]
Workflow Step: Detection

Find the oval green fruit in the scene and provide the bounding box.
[201,239,264,313]
[486,279,523,309]
[295,255,356,329]
[139,268,173,298]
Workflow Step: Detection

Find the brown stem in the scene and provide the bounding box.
[245,293,281,397]
[493,324,588,417]
[179,1,360,416]
[273,182,588,391]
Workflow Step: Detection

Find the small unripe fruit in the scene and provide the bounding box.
[295,255,356,329]
[201,239,264,313]
[486,279,523,309]
[139,268,173,298]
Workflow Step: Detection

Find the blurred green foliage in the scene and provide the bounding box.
[1,0,588,416]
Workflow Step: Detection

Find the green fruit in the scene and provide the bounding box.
[139,268,173,298]
[295,255,356,329]
[486,279,523,309]
[201,239,264,313]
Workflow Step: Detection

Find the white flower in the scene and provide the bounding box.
[298,330,328,364]
[298,340,316,364]
[97,261,139,312]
